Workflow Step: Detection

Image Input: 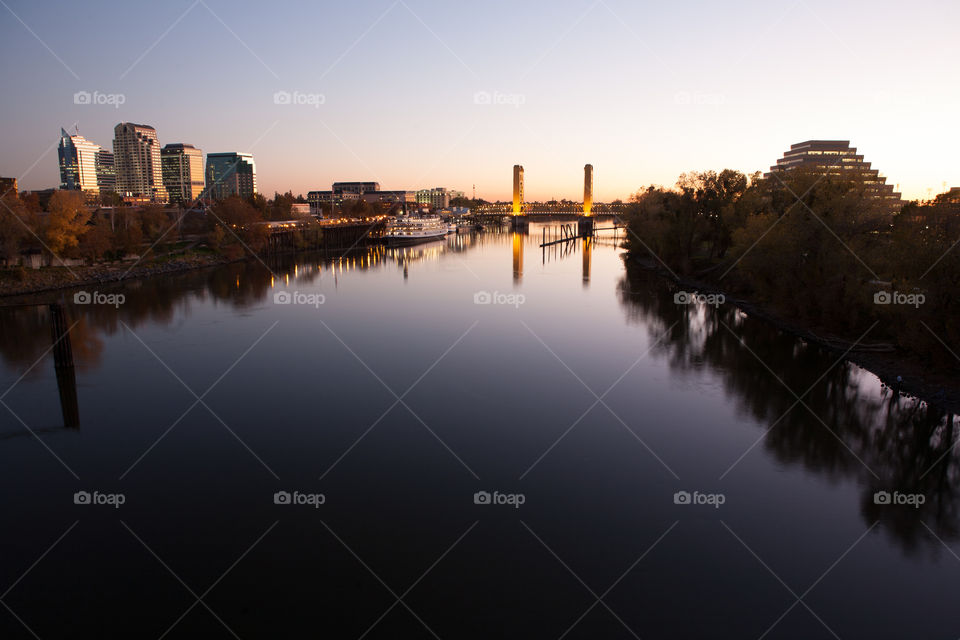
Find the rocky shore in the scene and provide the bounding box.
[0,252,232,298]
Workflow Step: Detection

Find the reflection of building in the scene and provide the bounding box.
[766,140,903,210]
[205,152,257,200]
[113,122,168,202]
[582,237,591,285]
[512,232,523,281]
[583,164,593,216]
[58,128,102,196]
[417,188,451,209]
[161,143,204,205]
[0,176,17,198]
[512,165,524,214]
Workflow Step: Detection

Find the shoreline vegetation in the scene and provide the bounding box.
[0,189,365,299]
[621,167,960,412]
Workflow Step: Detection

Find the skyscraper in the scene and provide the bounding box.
[58,128,101,195]
[205,152,257,200]
[113,122,168,202]
[95,149,115,195]
[766,140,903,210]
[512,165,524,215]
[161,143,204,205]
[583,164,593,216]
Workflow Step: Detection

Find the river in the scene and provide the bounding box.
[0,223,956,638]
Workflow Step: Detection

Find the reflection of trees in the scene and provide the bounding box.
[0,236,483,375]
[618,263,960,555]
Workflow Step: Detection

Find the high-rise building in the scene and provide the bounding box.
[58,128,102,195]
[583,164,593,216]
[512,165,524,214]
[161,143,204,205]
[205,152,257,200]
[333,181,379,195]
[95,149,115,195]
[416,188,451,209]
[113,123,168,202]
[766,140,903,210]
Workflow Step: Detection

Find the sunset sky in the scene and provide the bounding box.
[1,0,957,201]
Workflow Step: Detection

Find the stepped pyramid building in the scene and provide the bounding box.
[766,140,903,210]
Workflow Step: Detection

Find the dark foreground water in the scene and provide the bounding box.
[1,224,958,639]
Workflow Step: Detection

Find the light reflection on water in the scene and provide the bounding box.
[0,223,957,638]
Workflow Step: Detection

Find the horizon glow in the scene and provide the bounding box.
[1,0,957,202]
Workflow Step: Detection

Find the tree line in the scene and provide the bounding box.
[0,190,328,267]
[621,168,960,366]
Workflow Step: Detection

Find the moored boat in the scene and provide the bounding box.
[384,215,448,245]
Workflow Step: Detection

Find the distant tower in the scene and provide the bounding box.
[583,164,593,216]
[512,165,524,215]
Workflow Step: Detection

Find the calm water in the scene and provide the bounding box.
[1,224,957,639]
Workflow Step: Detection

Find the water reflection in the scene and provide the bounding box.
[618,263,960,554]
[512,232,523,282]
[3,231,957,559]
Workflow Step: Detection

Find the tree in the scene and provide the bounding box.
[44,190,90,257]
[110,208,144,255]
[140,206,175,245]
[267,191,295,221]
[75,216,113,262]
[347,198,371,219]
[209,196,268,258]
[0,195,37,266]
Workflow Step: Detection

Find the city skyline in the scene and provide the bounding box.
[2,0,958,201]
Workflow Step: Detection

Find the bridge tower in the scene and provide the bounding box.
[578,163,595,237]
[512,165,524,215]
[583,164,593,216]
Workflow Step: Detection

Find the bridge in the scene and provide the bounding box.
[472,163,630,236]
[473,203,627,215]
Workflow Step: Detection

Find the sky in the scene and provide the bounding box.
[1,0,957,202]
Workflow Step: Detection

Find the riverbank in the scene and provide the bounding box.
[0,250,233,299]
[627,255,960,414]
